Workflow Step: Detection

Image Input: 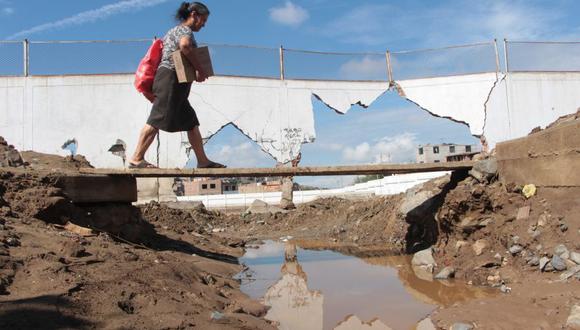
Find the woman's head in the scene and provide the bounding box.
[176,2,210,31]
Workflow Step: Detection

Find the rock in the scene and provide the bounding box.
[571,252,580,265]
[551,255,567,271]
[554,244,570,260]
[60,240,86,258]
[210,311,225,321]
[539,257,550,271]
[537,214,548,227]
[412,248,437,272]
[560,223,569,232]
[416,317,437,330]
[469,158,497,182]
[528,256,540,266]
[516,206,530,221]
[559,265,580,282]
[511,236,520,245]
[567,305,580,329]
[435,266,456,280]
[455,241,468,252]
[450,323,474,330]
[458,217,478,233]
[500,284,512,293]
[472,239,488,256]
[245,199,285,215]
[509,245,524,255]
[478,218,493,227]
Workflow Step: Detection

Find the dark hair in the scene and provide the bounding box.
[175,2,210,22]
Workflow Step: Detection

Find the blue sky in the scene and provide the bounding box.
[1,0,579,187]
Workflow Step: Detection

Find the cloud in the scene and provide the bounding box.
[7,0,171,40]
[210,142,273,168]
[339,56,388,80]
[316,1,576,47]
[269,1,309,27]
[342,133,417,163]
[1,7,13,16]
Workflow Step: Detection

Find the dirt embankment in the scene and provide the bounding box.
[0,140,274,329]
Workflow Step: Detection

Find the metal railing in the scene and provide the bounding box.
[504,40,580,72]
[1,39,578,80]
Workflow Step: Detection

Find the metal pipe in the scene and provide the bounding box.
[386,51,393,83]
[23,39,29,77]
[493,39,501,77]
[391,41,494,55]
[279,45,285,80]
[503,39,510,73]
[282,47,383,56]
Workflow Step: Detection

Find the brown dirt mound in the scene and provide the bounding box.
[140,201,217,235]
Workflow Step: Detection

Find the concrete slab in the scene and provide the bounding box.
[496,120,580,187]
[56,175,137,203]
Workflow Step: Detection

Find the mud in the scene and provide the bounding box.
[1,124,579,329]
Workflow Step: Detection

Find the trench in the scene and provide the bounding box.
[236,240,495,330]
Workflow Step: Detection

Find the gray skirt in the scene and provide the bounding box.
[147,67,200,133]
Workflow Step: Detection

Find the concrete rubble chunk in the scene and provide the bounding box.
[539,257,550,271]
[450,323,474,330]
[551,255,567,271]
[245,199,285,215]
[509,245,524,255]
[469,158,498,182]
[472,239,488,256]
[567,305,580,329]
[434,266,456,280]
[554,244,570,260]
[559,265,580,282]
[416,317,437,330]
[516,206,530,221]
[412,248,437,269]
[571,252,580,265]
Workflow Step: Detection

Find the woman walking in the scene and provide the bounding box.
[130,2,225,169]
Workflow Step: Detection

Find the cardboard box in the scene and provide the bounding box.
[172,46,214,83]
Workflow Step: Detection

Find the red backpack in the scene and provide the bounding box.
[135,39,163,103]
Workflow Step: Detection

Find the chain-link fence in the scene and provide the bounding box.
[1,39,578,79]
[505,41,580,72]
[0,41,24,76]
[390,42,499,80]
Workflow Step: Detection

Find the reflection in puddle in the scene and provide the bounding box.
[238,241,494,330]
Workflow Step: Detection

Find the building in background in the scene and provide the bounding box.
[416,143,480,163]
[183,178,224,196]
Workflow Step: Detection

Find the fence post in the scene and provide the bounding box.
[493,39,501,77]
[23,39,30,77]
[386,50,393,84]
[503,39,510,73]
[279,45,285,80]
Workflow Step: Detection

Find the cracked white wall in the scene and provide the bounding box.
[1,72,578,168]
[0,75,387,168]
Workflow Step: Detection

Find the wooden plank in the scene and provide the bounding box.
[78,162,474,178]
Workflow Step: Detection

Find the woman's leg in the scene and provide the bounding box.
[187,126,211,167]
[130,124,159,164]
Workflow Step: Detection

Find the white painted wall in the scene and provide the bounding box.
[1,72,579,169]
[175,171,448,208]
[0,74,387,167]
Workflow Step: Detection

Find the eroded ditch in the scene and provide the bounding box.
[237,240,495,330]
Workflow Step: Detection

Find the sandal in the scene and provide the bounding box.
[128,160,158,169]
[197,161,226,169]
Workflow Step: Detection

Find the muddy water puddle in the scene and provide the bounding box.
[237,240,494,330]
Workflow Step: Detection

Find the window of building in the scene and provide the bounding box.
[466,145,472,152]
[201,184,208,189]
[418,147,424,155]
[210,184,216,189]
[449,145,455,153]
[224,186,229,191]
[433,146,439,154]
[434,160,440,163]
